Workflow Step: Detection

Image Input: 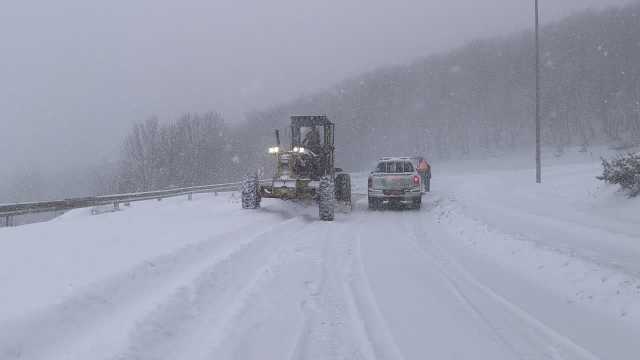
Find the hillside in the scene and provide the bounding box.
[10,3,638,200]
[237,3,640,171]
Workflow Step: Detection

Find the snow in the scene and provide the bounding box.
[1,149,639,359]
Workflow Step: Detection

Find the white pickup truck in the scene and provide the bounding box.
[367,157,422,209]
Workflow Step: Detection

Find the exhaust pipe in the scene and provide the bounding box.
[275,129,281,146]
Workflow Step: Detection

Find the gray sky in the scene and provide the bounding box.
[0,0,630,178]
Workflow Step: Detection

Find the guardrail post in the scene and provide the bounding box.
[188,193,193,201]
[4,215,11,227]
[114,201,120,211]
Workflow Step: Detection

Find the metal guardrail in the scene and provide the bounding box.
[0,180,255,227]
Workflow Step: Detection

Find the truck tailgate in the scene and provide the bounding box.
[372,174,414,190]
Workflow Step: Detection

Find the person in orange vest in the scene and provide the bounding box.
[417,157,431,192]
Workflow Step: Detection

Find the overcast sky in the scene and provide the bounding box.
[0,0,631,177]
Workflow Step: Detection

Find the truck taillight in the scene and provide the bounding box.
[413,175,420,186]
[368,177,372,188]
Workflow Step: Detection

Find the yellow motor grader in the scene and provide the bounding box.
[241,115,351,221]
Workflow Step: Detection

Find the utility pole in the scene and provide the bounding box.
[535,0,542,183]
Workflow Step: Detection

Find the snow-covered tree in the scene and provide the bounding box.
[598,152,640,197]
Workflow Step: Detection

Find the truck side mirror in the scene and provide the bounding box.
[335,168,343,173]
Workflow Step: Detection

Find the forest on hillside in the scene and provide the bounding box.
[107,2,640,192]
[3,2,639,198]
[236,2,640,172]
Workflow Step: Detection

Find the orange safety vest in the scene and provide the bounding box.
[417,159,430,173]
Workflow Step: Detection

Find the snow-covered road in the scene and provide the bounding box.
[1,153,639,359]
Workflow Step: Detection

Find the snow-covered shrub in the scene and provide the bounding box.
[598,153,640,197]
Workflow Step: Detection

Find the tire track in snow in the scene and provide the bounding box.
[111,216,315,360]
[194,220,320,360]
[347,215,406,360]
[286,222,359,360]
[405,215,601,360]
[400,216,526,360]
[286,212,405,360]
[285,224,330,360]
[0,215,302,360]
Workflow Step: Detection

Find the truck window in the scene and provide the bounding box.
[374,161,414,173]
[404,162,414,173]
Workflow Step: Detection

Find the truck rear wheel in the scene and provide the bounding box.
[368,197,381,210]
[319,177,335,221]
[412,196,422,210]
